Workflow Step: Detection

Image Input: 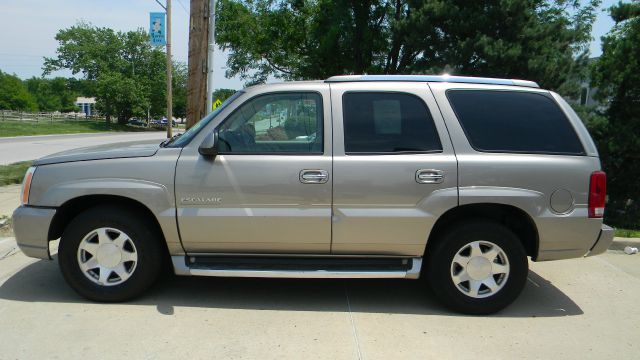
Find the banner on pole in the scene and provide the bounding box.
[149,12,166,46]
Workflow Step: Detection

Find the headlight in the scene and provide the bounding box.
[21,166,36,205]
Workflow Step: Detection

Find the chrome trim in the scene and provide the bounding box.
[171,256,423,279]
[416,169,445,184]
[405,258,422,279]
[325,75,540,88]
[183,252,413,258]
[299,169,329,184]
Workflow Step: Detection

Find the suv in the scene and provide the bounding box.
[12,75,613,314]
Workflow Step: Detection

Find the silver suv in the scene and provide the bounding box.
[12,75,613,314]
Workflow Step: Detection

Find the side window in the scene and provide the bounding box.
[447,90,585,155]
[342,92,442,154]
[218,92,323,154]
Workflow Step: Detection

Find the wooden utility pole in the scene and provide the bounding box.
[166,0,173,138]
[186,0,209,129]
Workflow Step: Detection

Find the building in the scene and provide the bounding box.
[75,97,96,116]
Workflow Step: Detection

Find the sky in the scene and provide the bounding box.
[0,0,620,91]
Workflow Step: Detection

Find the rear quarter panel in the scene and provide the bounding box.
[429,82,604,260]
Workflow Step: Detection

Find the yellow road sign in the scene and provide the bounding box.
[213,98,222,110]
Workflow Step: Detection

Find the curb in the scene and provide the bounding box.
[611,237,640,251]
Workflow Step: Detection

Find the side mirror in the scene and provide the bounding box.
[198,131,218,158]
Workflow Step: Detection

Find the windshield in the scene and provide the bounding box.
[167,91,244,147]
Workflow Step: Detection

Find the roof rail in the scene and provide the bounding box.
[324,75,540,88]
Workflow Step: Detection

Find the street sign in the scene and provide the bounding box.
[149,12,166,46]
[213,98,222,110]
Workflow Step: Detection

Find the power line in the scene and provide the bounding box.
[176,0,189,14]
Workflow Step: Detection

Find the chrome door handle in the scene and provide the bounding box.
[300,169,329,184]
[416,169,444,184]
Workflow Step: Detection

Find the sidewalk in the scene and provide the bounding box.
[0,184,20,217]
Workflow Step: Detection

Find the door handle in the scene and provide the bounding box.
[416,169,444,184]
[300,169,329,184]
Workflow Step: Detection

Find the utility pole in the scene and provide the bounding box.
[166,0,173,138]
[205,0,216,113]
[154,0,173,137]
[186,0,209,129]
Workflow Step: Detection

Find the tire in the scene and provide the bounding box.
[425,221,528,315]
[58,205,163,302]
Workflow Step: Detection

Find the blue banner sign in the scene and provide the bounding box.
[149,12,166,46]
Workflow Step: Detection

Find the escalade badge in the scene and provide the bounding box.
[180,196,222,205]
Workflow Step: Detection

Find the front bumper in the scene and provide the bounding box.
[586,224,615,257]
[12,205,56,260]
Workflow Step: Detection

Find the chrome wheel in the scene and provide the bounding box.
[76,227,138,286]
[450,240,510,299]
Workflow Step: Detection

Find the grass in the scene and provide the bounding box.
[614,228,640,238]
[0,120,162,138]
[0,161,31,186]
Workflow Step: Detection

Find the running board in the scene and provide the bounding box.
[171,256,422,279]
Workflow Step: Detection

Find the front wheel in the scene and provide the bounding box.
[58,205,163,302]
[425,221,528,314]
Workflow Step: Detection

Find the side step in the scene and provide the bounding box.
[171,255,423,279]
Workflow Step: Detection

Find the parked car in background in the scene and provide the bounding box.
[12,75,612,314]
[127,119,147,127]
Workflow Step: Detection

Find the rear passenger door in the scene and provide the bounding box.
[330,82,458,256]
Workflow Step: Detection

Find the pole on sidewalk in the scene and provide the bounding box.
[205,0,216,113]
[166,0,173,138]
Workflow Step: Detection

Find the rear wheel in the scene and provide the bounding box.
[58,205,163,302]
[425,221,528,314]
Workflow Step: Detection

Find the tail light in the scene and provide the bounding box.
[588,171,606,218]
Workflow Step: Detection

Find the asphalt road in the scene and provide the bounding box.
[0,132,169,165]
[0,237,638,359]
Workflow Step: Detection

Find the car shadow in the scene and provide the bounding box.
[0,257,583,318]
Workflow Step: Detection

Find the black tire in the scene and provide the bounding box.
[58,205,163,302]
[425,221,528,315]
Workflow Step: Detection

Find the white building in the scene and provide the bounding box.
[75,97,96,116]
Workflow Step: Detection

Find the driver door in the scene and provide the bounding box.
[175,87,332,254]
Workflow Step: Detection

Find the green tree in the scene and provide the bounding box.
[24,77,79,112]
[95,72,146,123]
[44,22,170,123]
[216,0,598,94]
[591,0,640,228]
[212,88,237,102]
[172,62,188,119]
[0,70,37,111]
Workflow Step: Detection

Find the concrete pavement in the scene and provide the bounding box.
[0,131,168,165]
[0,184,20,217]
[0,236,638,359]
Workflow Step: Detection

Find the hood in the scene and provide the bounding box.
[32,139,161,166]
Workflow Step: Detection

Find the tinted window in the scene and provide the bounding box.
[447,90,584,155]
[218,92,322,154]
[342,92,442,153]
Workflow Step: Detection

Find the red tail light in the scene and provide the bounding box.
[588,171,606,218]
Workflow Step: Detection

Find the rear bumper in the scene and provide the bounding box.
[585,224,615,257]
[12,205,56,260]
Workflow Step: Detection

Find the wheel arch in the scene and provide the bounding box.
[426,203,539,260]
[49,195,168,256]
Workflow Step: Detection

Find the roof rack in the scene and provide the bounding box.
[324,75,540,88]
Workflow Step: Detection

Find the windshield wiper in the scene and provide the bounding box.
[160,132,183,147]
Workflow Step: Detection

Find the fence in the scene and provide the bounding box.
[0,110,106,123]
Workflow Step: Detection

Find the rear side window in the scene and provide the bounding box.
[447,90,585,155]
[342,92,442,154]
